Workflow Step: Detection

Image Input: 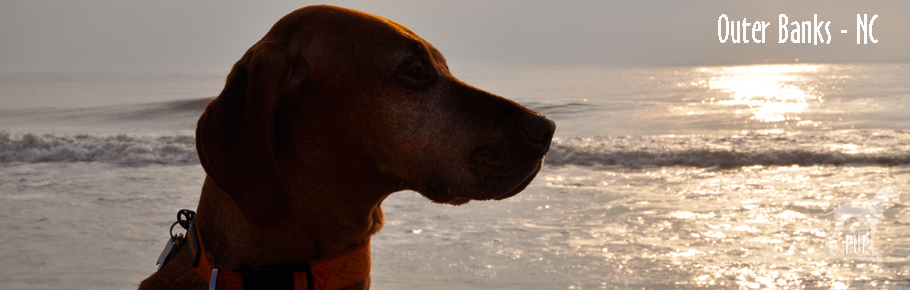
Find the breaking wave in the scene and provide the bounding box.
[545,130,910,167]
[0,131,197,164]
[3,130,909,167]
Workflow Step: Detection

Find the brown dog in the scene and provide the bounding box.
[140,5,554,290]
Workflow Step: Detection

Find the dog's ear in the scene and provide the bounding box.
[196,42,305,223]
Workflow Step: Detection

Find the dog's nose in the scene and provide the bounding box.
[524,115,555,154]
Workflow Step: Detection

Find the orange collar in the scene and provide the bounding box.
[185,218,371,290]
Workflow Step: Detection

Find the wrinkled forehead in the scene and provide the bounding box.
[270,6,446,71]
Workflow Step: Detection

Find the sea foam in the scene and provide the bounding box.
[3,130,908,167]
[545,130,910,167]
[0,131,197,164]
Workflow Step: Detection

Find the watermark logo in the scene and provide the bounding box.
[822,186,901,277]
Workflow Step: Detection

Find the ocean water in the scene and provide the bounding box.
[1,63,909,289]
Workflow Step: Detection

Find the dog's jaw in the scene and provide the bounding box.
[421,186,473,205]
[494,159,543,200]
[415,158,544,205]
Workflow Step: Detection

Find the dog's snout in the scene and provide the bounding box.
[524,115,555,154]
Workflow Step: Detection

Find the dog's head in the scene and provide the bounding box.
[876,186,901,199]
[196,5,555,222]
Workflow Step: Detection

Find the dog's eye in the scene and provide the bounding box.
[404,66,423,80]
[399,63,436,87]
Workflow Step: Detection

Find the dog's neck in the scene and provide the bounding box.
[194,121,407,269]
[195,166,396,268]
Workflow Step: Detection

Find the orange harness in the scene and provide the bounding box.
[184,217,371,290]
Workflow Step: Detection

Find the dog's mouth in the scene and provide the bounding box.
[493,159,542,200]
[420,159,543,205]
[420,186,472,205]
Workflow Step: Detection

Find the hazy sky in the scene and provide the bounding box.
[1,0,908,72]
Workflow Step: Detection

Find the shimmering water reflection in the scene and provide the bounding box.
[534,165,909,288]
[706,65,824,123]
[693,64,826,128]
[373,164,910,289]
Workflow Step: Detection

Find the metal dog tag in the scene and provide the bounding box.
[156,234,183,271]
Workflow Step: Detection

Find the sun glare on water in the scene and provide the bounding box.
[702,64,825,124]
